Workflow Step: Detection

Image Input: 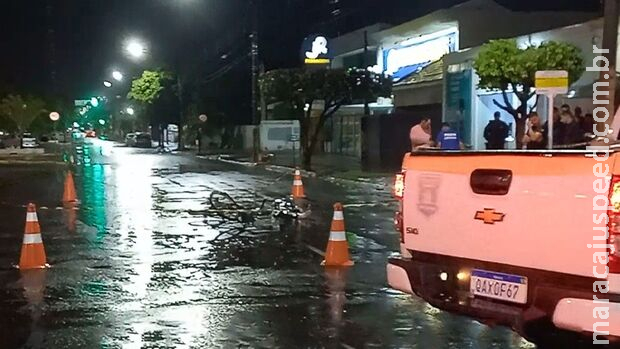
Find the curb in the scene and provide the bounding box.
[199,155,316,177]
[198,154,392,183]
[264,164,317,178]
[0,160,67,166]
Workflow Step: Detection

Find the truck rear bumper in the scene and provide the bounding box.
[553,298,620,336]
[387,252,620,341]
[387,263,413,294]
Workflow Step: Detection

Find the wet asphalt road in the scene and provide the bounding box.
[0,140,535,349]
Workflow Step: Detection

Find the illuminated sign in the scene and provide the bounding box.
[302,34,331,65]
[535,70,569,95]
[382,28,458,82]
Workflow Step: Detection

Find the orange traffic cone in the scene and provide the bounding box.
[292,169,306,198]
[322,203,354,267]
[19,204,47,270]
[63,172,77,204]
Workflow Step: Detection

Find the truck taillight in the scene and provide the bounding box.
[393,172,406,199]
[395,211,404,242]
[608,176,620,273]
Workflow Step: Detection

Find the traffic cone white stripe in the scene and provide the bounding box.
[294,170,301,176]
[23,234,43,245]
[293,179,303,186]
[26,212,38,222]
[333,211,344,220]
[329,231,347,241]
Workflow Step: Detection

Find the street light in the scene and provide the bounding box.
[112,71,124,81]
[90,97,99,107]
[125,39,146,60]
[103,80,113,88]
[126,107,135,116]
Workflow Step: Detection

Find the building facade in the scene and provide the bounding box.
[326,0,598,160]
[443,17,618,149]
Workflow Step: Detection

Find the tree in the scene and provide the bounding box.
[128,70,173,104]
[128,70,178,146]
[0,94,47,133]
[261,68,391,169]
[473,39,584,148]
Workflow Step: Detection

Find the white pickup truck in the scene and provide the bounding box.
[387,149,620,345]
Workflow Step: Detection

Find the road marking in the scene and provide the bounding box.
[343,202,392,208]
[304,244,325,257]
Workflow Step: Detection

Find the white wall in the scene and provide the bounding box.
[473,90,537,150]
[259,120,300,151]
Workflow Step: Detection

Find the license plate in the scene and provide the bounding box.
[470,269,528,304]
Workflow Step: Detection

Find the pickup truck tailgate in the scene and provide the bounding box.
[402,152,614,278]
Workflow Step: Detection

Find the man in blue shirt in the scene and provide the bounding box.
[436,122,462,150]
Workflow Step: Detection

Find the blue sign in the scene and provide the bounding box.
[383,30,458,82]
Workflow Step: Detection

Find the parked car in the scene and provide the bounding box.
[135,133,152,148]
[21,133,38,148]
[125,133,137,147]
[71,129,84,141]
[49,131,65,143]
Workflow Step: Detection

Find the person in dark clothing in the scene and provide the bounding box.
[574,106,584,126]
[484,112,510,150]
[582,113,595,135]
[561,104,572,115]
[522,112,545,150]
[196,127,203,154]
[558,111,584,145]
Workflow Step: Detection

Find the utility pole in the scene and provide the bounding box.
[362,30,371,116]
[250,0,260,162]
[602,0,618,140]
[45,0,57,94]
[177,73,184,150]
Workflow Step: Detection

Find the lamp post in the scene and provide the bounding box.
[125,39,146,61]
[112,71,124,82]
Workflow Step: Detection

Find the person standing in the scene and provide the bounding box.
[574,106,584,126]
[410,117,433,150]
[483,112,509,150]
[582,113,595,135]
[558,111,584,145]
[522,112,545,150]
[436,122,462,150]
[196,127,203,154]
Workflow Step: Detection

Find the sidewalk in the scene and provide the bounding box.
[198,149,392,181]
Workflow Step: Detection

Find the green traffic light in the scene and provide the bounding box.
[90,97,99,107]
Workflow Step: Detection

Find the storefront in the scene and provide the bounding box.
[443,17,611,150]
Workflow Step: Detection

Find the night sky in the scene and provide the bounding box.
[0,0,602,121]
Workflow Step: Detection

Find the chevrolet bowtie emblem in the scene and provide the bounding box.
[475,209,505,224]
